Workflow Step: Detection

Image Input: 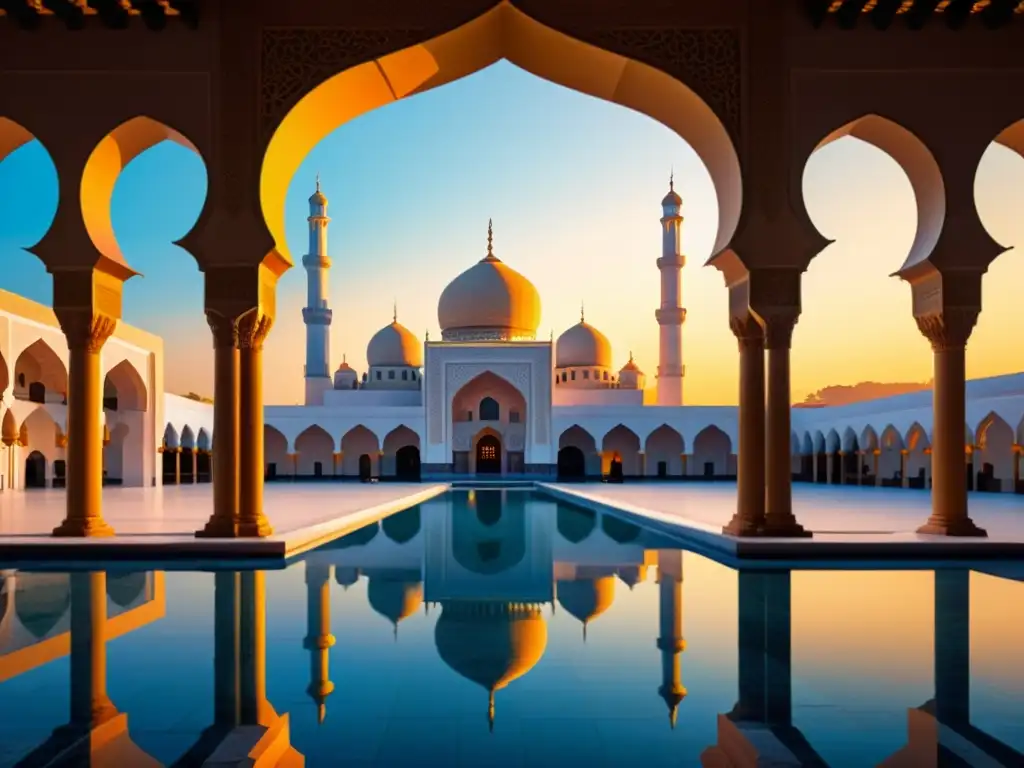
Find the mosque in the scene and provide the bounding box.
[0,179,1021,493]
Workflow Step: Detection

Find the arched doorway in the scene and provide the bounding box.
[25,451,46,488]
[608,454,624,483]
[358,453,372,482]
[476,435,502,474]
[396,445,421,481]
[557,446,585,480]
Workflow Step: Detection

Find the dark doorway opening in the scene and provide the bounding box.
[476,435,502,474]
[313,461,323,477]
[163,451,177,484]
[703,461,714,478]
[358,453,372,482]
[28,382,45,404]
[266,462,277,480]
[197,452,211,483]
[25,451,46,488]
[557,446,585,480]
[657,460,667,478]
[608,457,624,483]
[395,445,421,481]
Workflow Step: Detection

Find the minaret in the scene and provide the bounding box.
[303,563,335,724]
[656,549,687,728]
[303,175,333,406]
[656,172,686,405]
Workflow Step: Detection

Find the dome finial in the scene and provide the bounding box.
[583,621,588,643]
[485,218,496,261]
[342,353,346,364]
[669,167,674,192]
[488,691,496,733]
[580,301,585,323]
[316,172,321,192]
[629,350,634,363]
[318,703,327,725]
[393,299,397,324]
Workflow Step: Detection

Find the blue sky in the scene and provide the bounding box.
[1,61,1021,404]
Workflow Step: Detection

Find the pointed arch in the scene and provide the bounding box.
[179,425,196,450]
[801,432,814,456]
[975,411,1015,492]
[601,424,641,477]
[14,339,67,404]
[295,424,334,477]
[558,424,598,480]
[644,424,685,477]
[860,425,880,452]
[878,424,905,485]
[808,115,944,273]
[341,425,380,477]
[692,425,732,478]
[813,430,826,454]
[905,422,930,452]
[81,115,205,273]
[264,424,289,479]
[841,427,859,453]
[196,427,211,452]
[103,358,148,411]
[383,425,421,480]
[162,423,180,449]
[260,2,740,266]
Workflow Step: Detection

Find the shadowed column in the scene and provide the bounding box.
[304,563,335,724]
[656,550,687,728]
[237,310,274,537]
[724,314,766,535]
[197,311,241,537]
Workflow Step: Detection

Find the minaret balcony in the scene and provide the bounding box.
[656,255,685,269]
[302,307,333,325]
[655,307,687,325]
[302,253,332,269]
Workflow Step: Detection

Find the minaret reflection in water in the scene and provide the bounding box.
[304,564,335,725]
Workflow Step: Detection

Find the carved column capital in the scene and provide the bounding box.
[914,308,979,352]
[237,309,274,352]
[759,313,799,351]
[206,310,241,350]
[56,310,118,353]
[729,313,763,351]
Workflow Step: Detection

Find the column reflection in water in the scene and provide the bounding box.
[881,570,1023,767]
[183,569,303,766]
[19,571,159,767]
[701,569,825,768]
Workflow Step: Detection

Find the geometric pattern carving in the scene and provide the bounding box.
[260,27,428,138]
[583,27,741,140]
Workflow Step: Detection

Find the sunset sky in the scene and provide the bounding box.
[0,60,1021,406]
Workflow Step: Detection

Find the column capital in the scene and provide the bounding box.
[758,312,799,351]
[729,313,763,351]
[51,268,125,353]
[56,310,118,354]
[914,308,979,352]
[206,309,241,350]
[237,309,274,352]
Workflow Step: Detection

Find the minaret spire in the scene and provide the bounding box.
[580,301,585,323]
[316,171,321,192]
[393,299,397,324]
[484,219,498,262]
[657,175,686,405]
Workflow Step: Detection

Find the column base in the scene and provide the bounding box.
[759,519,813,539]
[52,518,115,538]
[195,516,243,538]
[237,517,275,538]
[916,518,987,537]
[722,515,762,537]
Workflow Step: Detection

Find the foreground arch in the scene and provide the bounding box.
[260,2,741,265]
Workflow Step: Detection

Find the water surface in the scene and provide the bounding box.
[0,489,1021,767]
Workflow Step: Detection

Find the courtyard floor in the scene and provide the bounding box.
[543,482,1024,562]
[0,481,1021,563]
[0,482,447,562]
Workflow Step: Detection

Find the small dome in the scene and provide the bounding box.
[309,174,327,207]
[437,220,541,340]
[367,321,422,368]
[556,575,616,630]
[367,570,423,634]
[620,352,643,375]
[556,317,612,368]
[336,356,354,373]
[16,575,71,640]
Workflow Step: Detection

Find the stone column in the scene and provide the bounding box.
[174,449,181,485]
[197,311,241,537]
[212,571,241,726]
[332,451,342,477]
[637,451,646,478]
[761,315,808,537]
[900,450,909,489]
[873,450,881,487]
[237,310,274,537]
[680,454,688,477]
[855,451,863,486]
[239,569,276,726]
[53,307,117,537]
[1013,445,1021,493]
[837,451,846,484]
[916,311,985,536]
[723,314,765,536]
[287,452,299,480]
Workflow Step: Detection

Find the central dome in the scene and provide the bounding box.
[556,319,612,368]
[367,320,422,367]
[437,221,541,342]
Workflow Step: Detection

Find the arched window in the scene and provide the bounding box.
[479,397,499,421]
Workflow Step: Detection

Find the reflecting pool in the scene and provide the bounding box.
[0,489,1022,767]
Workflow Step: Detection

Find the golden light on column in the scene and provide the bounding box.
[656,550,686,728]
[304,564,335,724]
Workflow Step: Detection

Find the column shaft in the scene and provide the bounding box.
[69,571,116,727]
[762,318,808,537]
[919,345,985,536]
[238,311,273,537]
[199,313,242,537]
[724,317,765,536]
[240,570,275,726]
[213,571,242,725]
[53,313,116,537]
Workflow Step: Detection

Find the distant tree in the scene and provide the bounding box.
[182,391,214,404]
[794,380,931,408]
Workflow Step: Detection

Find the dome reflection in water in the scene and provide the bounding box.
[0,490,1021,768]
